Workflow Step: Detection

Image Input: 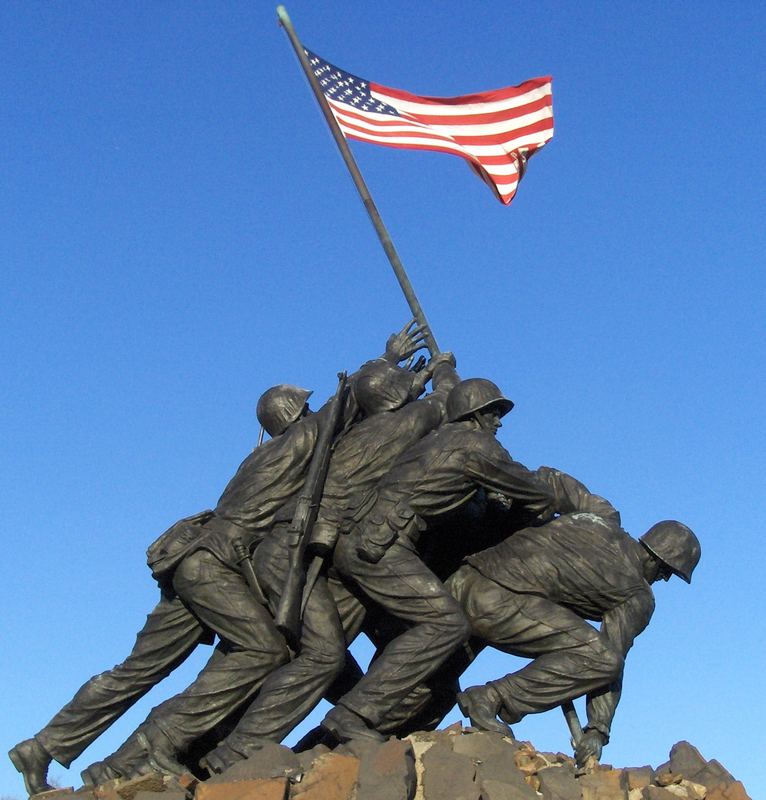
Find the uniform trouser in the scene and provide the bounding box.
[374,645,470,736]
[208,529,348,751]
[447,565,624,723]
[34,595,208,768]
[331,533,471,727]
[143,549,290,752]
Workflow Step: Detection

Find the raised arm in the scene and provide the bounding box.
[534,467,621,525]
[409,351,459,401]
[464,443,555,516]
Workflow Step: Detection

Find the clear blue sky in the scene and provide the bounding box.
[2,1,763,796]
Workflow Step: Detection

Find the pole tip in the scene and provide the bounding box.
[276,5,289,23]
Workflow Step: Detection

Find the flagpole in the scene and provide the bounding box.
[276,5,441,356]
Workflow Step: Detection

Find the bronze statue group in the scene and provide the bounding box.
[10,321,701,795]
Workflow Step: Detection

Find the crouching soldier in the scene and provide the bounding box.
[453,513,701,767]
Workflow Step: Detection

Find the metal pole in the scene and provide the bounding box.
[276,5,440,356]
[561,700,584,746]
[561,700,597,775]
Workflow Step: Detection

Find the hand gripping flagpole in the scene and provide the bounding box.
[276,5,440,356]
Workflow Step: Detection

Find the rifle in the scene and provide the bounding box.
[275,371,348,648]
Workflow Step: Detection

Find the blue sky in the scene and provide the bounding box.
[1,1,764,795]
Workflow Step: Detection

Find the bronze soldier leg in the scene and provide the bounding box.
[140,550,290,759]
[326,569,369,647]
[202,534,347,772]
[327,536,471,733]
[11,595,207,793]
[371,566,500,736]
[259,566,377,754]
[452,566,623,725]
[376,640,480,736]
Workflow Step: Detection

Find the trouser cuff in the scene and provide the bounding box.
[337,699,379,727]
[34,733,71,769]
[489,680,524,726]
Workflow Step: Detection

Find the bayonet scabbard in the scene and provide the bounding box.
[233,537,268,607]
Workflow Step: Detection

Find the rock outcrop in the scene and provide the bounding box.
[31,729,751,800]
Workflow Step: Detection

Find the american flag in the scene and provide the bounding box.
[306,49,554,206]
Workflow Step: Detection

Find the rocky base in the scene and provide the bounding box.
[32,727,751,800]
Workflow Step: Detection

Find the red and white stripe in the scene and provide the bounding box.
[327,77,553,205]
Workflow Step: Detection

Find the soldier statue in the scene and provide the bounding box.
[453,512,701,766]
[8,324,425,794]
[200,351,459,772]
[319,378,562,742]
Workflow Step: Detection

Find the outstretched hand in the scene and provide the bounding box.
[385,318,429,363]
[574,729,604,769]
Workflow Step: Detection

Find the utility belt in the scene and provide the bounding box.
[354,496,426,562]
[146,510,256,590]
[201,514,256,542]
[310,489,373,554]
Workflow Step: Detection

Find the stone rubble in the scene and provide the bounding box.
[30,730,751,800]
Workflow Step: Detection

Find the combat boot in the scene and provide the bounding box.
[8,738,54,796]
[457,685,514,736]
[200,739,265,776]
[81,728,151,786]
[321,705,385,744]
[81,760,122,787]
[136,723,189,778]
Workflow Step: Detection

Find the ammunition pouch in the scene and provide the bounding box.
[361,515,399,549]
[345,490,379,530]
[389,503,423,536]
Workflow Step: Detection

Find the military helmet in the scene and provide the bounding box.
[446,378,514,423]
[353,362,415,416]
[639,520,701,583]
[256,384,313,437]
